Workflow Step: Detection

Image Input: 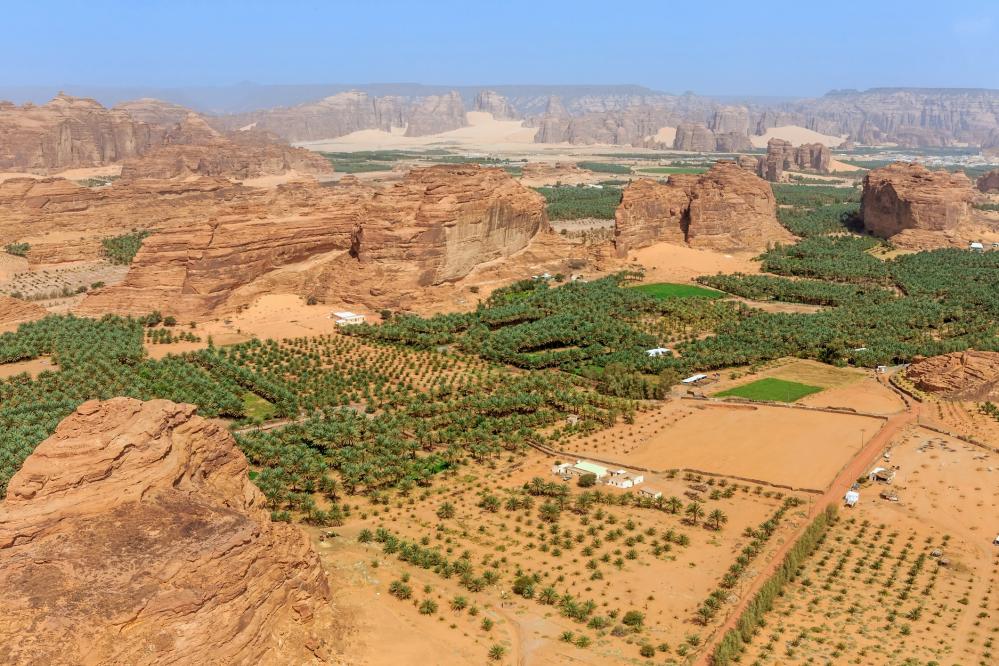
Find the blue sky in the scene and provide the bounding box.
[4,0,998,96]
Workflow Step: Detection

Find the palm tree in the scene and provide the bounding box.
[685,501,705,525]
[665,496,683,514]
[707,508,728,531]
[538,586,558,605]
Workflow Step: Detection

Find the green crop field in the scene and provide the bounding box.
[629,283,724,299]
[715,377,823,402]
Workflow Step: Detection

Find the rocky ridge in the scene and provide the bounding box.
[77,164,547,319]
[119,114,332,180]
[614,161,792,255]
[0,94,161,172]
[977,169,999,193]
[0,397,339,665]
[905,350,999,401]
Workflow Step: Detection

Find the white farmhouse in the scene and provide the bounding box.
[332,311,365,326]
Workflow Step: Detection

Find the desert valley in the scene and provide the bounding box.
[2,6,999,665]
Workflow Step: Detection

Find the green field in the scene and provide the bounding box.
[630,283,724,299]
[715,377,823,402]
[577,161,632,174]
[242,392,277,421]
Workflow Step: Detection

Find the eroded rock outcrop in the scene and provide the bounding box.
[0,94,160,172]
[79,165,547,318]
[615,161,791,255]
[1,175,248,264]
[861,162,979,246]
[0,397,338,665]
[756,138,831,181]
[977,169,999,193]
[404,91,467,136]
[905,351,999,401]
[0,295,46,328]
[475,90,518,119]
[113,97,198,126]
[120,114,332,180]
[672,123,717,152]
[519,161,601,186]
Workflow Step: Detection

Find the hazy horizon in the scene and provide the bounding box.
[4,0,998,97]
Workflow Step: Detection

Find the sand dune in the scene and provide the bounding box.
[751,125,846,148]
[298,111,538,152]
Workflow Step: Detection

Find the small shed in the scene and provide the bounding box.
[646,347,671,358]
[682,373,708,385]
[844,490,860,507]
[970,241,985,252]
[638,487,662,500]
[332,311,365,326]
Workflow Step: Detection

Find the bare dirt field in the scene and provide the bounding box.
[736,426,998,665]
[566,400,884,491]
[627,243,761,285]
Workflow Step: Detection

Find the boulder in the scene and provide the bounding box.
[0,397,338,665]
[615,161,792,255]
[861,162,978,242]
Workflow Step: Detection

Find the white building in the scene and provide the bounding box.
[970,241,985,252]
[552,460,609,480]
[607,470,645,489]
[868,467,896,483]
[332,311,365,326]
[682,373,708,385]
[646,347,671,358]
[844,490,860,507]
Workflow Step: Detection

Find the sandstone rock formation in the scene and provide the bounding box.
[519,161,601,187]
[78,165,547,318]
[0,295,46,328]
[113,97,197,126]
[0,94,160,172]
[119,114,332,180]
[0,397,338,665]
[673,123,718,152]
[977,169,999,193]
[1,175,248,264]
[475,90,518,119]
[615,161,792,255]
[905,350,999,401]
[672,123,751,152]
[404,91,467,136]
[861,162,979,246]
[213,91,407,142]
[756,138,831,181]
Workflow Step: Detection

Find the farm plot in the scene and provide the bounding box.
[589,402,884,490]
[323,450,798,664]
[734,428,998,666]
[715,378,822,403]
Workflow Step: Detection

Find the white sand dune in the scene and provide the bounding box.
[751,125,846,148]
[298,112,538,152]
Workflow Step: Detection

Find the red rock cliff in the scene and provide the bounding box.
[0,397,339,665]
